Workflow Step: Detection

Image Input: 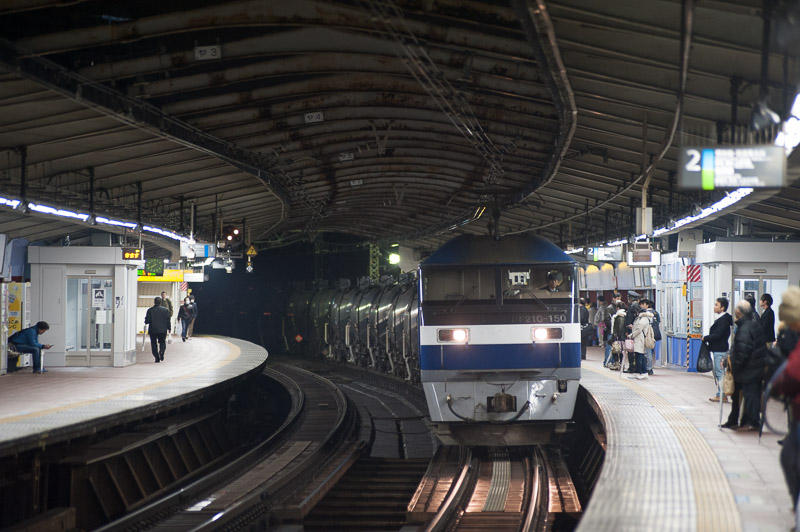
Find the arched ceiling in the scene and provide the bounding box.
[0,0,798,253]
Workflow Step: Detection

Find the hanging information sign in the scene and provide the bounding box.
[678,145,786,190]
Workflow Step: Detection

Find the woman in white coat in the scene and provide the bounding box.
[630,309,654,380]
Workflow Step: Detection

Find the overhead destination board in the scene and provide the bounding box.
[678,145,786,190]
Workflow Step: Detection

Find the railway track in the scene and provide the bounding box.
[411,446,581,532]
[95,358,590,531]
[99,362,356,531]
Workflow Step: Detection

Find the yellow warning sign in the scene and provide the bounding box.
[246,244,258,257]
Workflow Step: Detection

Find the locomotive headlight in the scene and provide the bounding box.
[438,328,469,343]
[532,327,563,341]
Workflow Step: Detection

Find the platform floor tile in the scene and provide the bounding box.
[580,346,793,532]
[0,336,267,450]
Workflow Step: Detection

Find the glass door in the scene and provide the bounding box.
[733,277,788,339]
[65,277,113,366]
[89,278,113,365]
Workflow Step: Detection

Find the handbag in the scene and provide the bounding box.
[696,341,712,372]
[611,340,622,355]
[722,357,735,395]
[624,338,634,352]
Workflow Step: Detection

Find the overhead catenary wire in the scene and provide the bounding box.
[503,0,694,237]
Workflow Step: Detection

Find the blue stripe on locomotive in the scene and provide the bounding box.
[419,342,581,370]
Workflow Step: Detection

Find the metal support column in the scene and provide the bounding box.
[136,182,142,227]
[17,146,26,205]
[368,243,380,282]
[88,167,95,220]
[179,196,185,233]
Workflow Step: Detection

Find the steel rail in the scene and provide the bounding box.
[96,364,353,532]
[424,448,476,532]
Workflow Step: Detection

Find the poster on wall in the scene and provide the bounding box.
[92,288,106,308]
[7,282,22,335]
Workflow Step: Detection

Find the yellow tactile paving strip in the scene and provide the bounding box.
[582,366,741,532]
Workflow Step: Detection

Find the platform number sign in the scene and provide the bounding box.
[678,145,786,190]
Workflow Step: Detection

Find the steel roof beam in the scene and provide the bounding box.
[0,38,290,229]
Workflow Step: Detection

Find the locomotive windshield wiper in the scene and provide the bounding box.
[502,289,548,310]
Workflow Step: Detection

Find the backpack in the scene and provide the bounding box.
[644,321,656,349]
[652,311,662,341]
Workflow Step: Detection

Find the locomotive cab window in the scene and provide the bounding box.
[500,266,575,302]
[422,267,496,303]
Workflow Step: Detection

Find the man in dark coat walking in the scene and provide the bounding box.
[722,300,766,431]
[145,296,171,362]
[760,293,776,348]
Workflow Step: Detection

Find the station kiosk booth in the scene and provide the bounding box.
[696,239,800,342]
[27,247,139,367]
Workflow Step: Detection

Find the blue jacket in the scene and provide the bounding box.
[9,325,42,348]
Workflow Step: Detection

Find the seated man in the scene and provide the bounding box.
[9,321,52,374]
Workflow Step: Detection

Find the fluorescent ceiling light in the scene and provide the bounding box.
[28,202,90,222]
[143,225,192,243]
[0,197,21,209]
[95,216,138,229]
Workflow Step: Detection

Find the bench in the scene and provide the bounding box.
[7,344,32,371]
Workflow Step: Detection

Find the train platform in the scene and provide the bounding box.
[0,336,268,455]
[579,345,793,532]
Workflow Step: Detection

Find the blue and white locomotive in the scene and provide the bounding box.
[283,234,581,446]
[418,234,580,446]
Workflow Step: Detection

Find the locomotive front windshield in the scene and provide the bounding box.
[421,264,576,325]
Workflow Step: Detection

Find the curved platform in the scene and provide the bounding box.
[0,336,268,455]
[579,346,792,532]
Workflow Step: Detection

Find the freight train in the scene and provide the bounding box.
[284,234,580,445]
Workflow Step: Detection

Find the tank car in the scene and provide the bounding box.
[418,234,580,446]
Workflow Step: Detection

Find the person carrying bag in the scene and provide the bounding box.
[697,340,714,373]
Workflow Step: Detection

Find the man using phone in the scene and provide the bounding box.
[9,321,53,374]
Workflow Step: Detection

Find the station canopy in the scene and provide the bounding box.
[1,0,800,254]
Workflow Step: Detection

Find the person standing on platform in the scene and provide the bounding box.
[160,291,173,317]
[602,295,618,366]
[579,298,590,360]
[722,300,766,431]
[9,321,52,374]
[624,291,641,373]
[160,290,173,337]
[187,295,198,339]
[594,296,607,348]
[746,293,760,320]
[705,297,733,403]
[608,302,627,369]
[145,297,171,363]
[588,301,598,346]
[629,304,654,380]
[178,297,193,342]
[772,287,800,512]
[640,299,660,376]
[761,293,776,348]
